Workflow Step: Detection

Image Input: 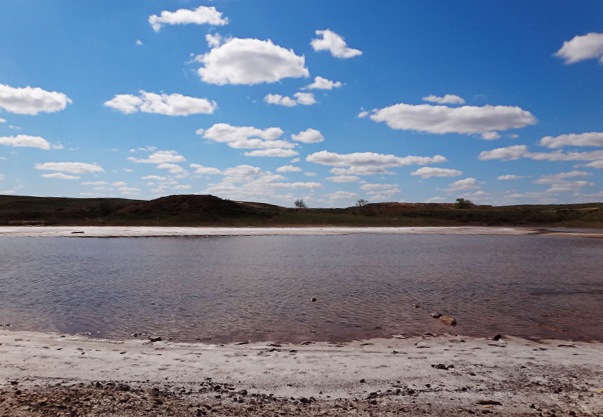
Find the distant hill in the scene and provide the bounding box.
[0,194,602,228]
[112,194,273,225]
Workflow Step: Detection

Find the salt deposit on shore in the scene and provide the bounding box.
[0,225,549,238]
[0,330,601,416]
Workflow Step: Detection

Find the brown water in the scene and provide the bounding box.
[1,234,602,342]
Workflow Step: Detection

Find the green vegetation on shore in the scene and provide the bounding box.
[1,194,603,228]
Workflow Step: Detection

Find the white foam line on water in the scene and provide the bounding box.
[0,226,543,238]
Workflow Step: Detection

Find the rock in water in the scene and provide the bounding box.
[311,297,317,302]
[430,312,442,319]
[439,315,457,326]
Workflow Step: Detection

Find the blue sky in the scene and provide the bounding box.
[1,0,603,207]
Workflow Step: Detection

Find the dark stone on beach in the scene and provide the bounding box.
[148,336,162,342]
[430,312,442,319]
[360,379,366,383]
[431,364,450,370]
[413,303,421,309]
[492,334,503,341]
[311,297,317,302]
[476,400,502,406]
[439,315,457,326]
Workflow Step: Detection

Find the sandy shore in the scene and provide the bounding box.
[1,330,601,416]
[0,225,563,238]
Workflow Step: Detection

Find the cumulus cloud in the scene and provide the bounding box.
[0,84,72,115]
[328,191,358,200]
[190,164,221,175]
[327,175,360,183]
[291,128,324,143]
[369,103,536,138]
[157,163,187,175]
[104,91,217,116]
[264,92,316,107]
[411,167,462,179]
[422,94,465,105]
[311,29,362,58]
[204,164,320,201]
[533,171,593,193]
[307,150,446,175]
[540,132,603,148]
[446,178,479,192]
[359,183,400,200]
[128,150,185,166]
[197,38,309,85]
[480,143,603,166]
[555,33,603,64]
[35,162,104,174]
[149,6,228,32]
[0,135,51,150]
[198,123,296,155]
[41,173,80,180]
[305,76,343,90]
[276,165,302,173]
[244,149,298,157]
[497,174,524,181]
[478,145,528,160]
[0,118,5,123]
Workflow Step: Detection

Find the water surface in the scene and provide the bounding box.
[1,234,602,342]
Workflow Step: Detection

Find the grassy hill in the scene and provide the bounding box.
[1,194,603,228]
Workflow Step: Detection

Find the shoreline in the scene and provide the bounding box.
[1,330,602,416]
[1,225,602,238]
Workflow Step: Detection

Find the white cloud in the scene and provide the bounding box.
[197,38,309,85]
[105,91,217,116]
[422,94,465,105]
[198,123,296,153]
[0,118,5,123]
[478,145,528,160]
[411,167,462,179]
[359,183,400,199]
[481,131,501,140]
[328,191,358,200]
[311,29,362,59]
[149,6,228,32]
[0,135,51,150]
[305,76,343,90]
[291,128,324,143]
[540,132,603,148]
[585,160,603,169]
[447,178,479,192]
[277,165,302,173]
[41,173,80,180]
[35,162,104,174]
[128,150,185,164]
[327,175,360,183]
[369,103,536,137]
[157,163,187,175]
[555,33,603,64]
[307,150,446,175]
[204,164,321,201]
[497,174,524,181]
[0,84,72,115]
[535,171,590,181]
[264,92,316,107]
[244,149,298,157]
[533,172,593,193]
[82,181,108,186]
[206,33,223,48]
[190,164,221,175]
[136,40,143,46]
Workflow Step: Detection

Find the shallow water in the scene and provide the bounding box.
[1,234,602,342]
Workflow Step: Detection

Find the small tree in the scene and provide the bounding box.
[294,198,307,209]
[355,199,369,207]
[454,198,475,209]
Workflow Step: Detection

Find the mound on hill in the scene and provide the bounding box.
[113,194,273,224]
